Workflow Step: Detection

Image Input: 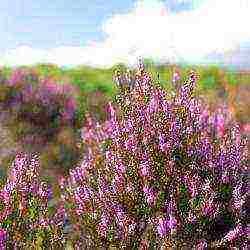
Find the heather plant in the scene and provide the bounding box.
[19,75,78,128]
[0,153,65,249]
[0,68,81,173]
[1,68,78,131]
[61,63,248,249]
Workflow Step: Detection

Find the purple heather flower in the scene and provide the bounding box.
[124,119,134,133]
[165,196,177,215]
[61,65,248,248]
[0,228,7,246]
[98,212,110,238]
[105,150,115,163]
[187,210,197,223]
[195,239,207,250]
[222,224,243,243]
[147,95,159,114]
[159,133,168,152]
[0,191,11,222]
[39,217,50,229]
[70,168,82,185]
[108,102,117,122]
[111,174,125,193]
[143,185,156,206]
[232,182,245,212]
[7,69,25,87]
[3,181,15,194]
[202,196,219,218]
[97,176,111,202]
[139,152,151,178]
[167,214,177,230]
[183,174,199,198]
[172,71,181,84]
[38,182,49,200]
[124,135,137,151]
[140,162,150,178]
[114,206,126,227]
[116,162,126,175]
[156,217,168,237]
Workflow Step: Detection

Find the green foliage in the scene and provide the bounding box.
[178,183,190,218]
[217,183,232,202]
[225,70,238,86]
[199,65,220,90]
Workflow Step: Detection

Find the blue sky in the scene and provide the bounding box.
[0,0,135,50]
[1,0,249,69]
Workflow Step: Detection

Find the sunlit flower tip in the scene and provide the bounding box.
[139,239,149,250]
[126,182,134,193]
[58,176,67,190]
[223,224,243,242]
[140,163,150,177]
[39,218,49,228]
[143,186,156,206]
[187,211,197,223]
[172,71,180,83]
[159,134,167,151]
[167,215,177,230]
[195,239,207,250]
[0,192,11,221]
[157,217,168,237]
[0,228,7,244]
[98,213,110,237]
[107,102,116,119]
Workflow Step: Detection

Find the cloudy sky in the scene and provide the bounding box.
[0,0,249,69]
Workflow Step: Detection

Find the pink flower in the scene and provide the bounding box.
[217,114,225,137]
[0,228,7,245]
[195,239,207,250]
[202,196,219,219]
[243,123,250,133]
[157,217,168,237]
[223,224,243,242]
[124,135,137,151]
[187,211,197,223]
[140,164,149,177]
[0,191,11,222]
[98,213,110,237]
[139,239,149,250]
[172,71,181,84]
[167,214,177,230]
[147,96,159,113]
[143,185,156,206]
[112,174,125,193]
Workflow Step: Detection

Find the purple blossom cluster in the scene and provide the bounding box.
[0,153,65,249]
[2,68,78,126]
[60,64,248,248]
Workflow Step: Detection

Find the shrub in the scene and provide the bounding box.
[1,69,78,131]
[0,153,65,249]
[62,64,248,248]
[0,68,83,175]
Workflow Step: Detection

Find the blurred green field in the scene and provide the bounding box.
[1,61,250,97]
[1,62,249,122]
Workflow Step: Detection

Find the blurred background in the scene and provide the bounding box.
[0,0,249,190]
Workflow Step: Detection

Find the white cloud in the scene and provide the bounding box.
[0,0,250,68]
[0,46,47,66]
